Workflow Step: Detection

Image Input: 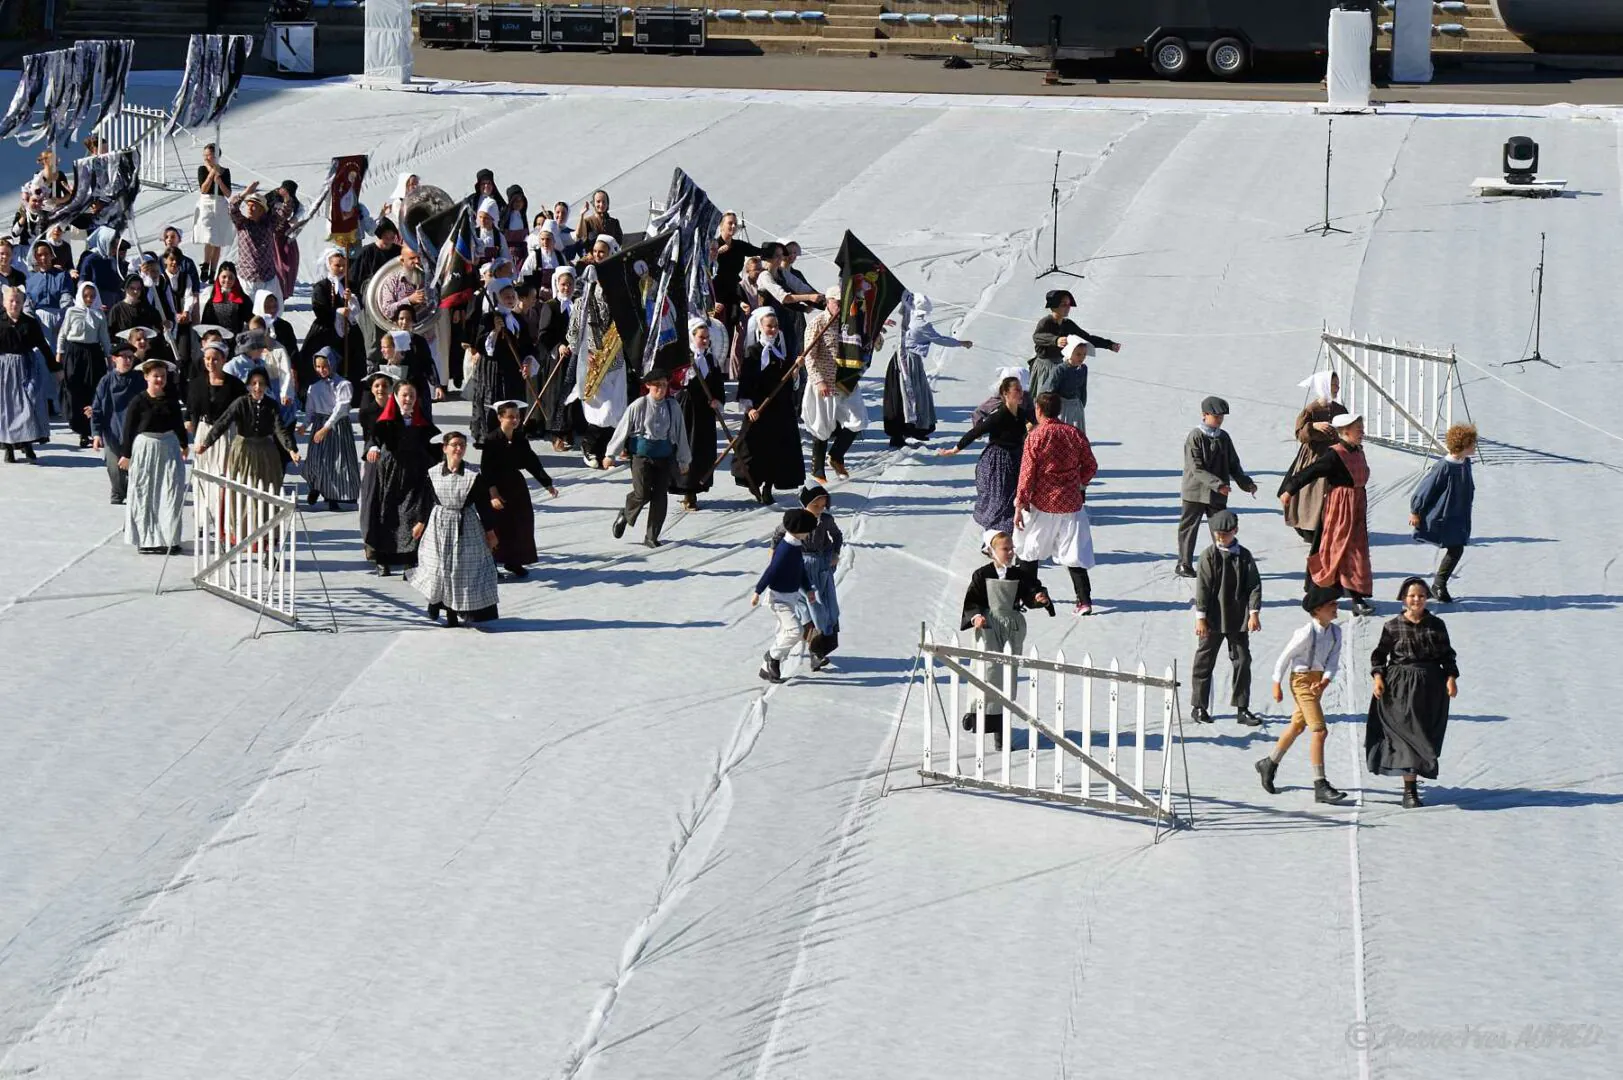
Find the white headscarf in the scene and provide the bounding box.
[551,267,576,315]
[253,288,280,320]
[73,282,102,311]
[387,330,412,353]
[487,278,520,335]
[477,197,499,223]
[751,308,783,364]
[593,235,620,258]
[994,365,1029,393]
[1299,369,1336,404]
[86,226,116,260]
[688,316,714,379]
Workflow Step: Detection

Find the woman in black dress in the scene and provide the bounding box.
[675,318,727,510]
[732,311,804,505]
[464,279,532,448]
[358,369,395,444]
[1368,576,1460,808]
[358,379,440,575]
[480,400,556,577]
[201,262,254,335]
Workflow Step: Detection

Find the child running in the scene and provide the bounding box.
[1257,583,1349,805]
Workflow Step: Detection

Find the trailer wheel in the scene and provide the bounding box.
[1149,36,1191,78]
[1206,37,1248,78]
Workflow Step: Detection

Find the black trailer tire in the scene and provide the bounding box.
[1148,36,1192,78]
[1206,37,1248,78]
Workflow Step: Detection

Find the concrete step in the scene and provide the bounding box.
[823,2,881,13]
[823,18,876,31]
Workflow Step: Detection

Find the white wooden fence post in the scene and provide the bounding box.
[1080,652,1094,801]
[1000,643,1013,785]
[1107,658,1120,805]
[1159,666,1176,813]
[1134,661,1147,794]
[947,631,960,779]
[1052,649,1067,797]
[921,632,933,777]
[1026,645,1039,790]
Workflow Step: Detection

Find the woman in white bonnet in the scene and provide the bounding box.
[1280,368,1343,542]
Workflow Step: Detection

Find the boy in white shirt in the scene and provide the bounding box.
[1257,584,1349,805]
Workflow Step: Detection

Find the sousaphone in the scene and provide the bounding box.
[364,184,458,337]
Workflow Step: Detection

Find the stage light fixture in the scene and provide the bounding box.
[1504,136,1539,185]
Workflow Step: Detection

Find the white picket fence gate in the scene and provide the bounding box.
[191,468,298,626]
[913,629,1189,835]
[93,104,189,191]
[1321,330,1464,456]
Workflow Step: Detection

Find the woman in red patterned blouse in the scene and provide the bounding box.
[1012,391,1099,615]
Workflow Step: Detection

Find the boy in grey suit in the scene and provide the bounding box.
[1175,395,1256,576]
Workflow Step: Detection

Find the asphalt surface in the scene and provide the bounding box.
[410,47,1623,105]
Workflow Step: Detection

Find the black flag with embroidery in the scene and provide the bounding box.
[595,230,687,386]
[834,231,905,393]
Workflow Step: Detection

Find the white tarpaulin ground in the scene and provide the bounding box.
[2,79,1621,1080]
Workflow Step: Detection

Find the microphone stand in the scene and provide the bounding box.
[1501,232,1559,369]
[1304,118,1350,237]
[1036,150,1084,280]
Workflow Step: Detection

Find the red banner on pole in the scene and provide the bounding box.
[327,154,369,247]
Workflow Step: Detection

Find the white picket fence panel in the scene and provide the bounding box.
[1321,330,1461,456]
[916,630,1186,832]
[93,104,188,192]
[191,468,298,626]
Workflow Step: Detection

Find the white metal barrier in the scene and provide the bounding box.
[913,629,1188,834]
[191,468,298,626]
[1321,330,1464,456]
[94,105,188,192]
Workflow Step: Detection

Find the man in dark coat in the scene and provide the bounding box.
[1191,509,1264,727]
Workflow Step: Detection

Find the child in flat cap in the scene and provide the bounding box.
[1190,508,1263,726]
[1176,395,1256,577]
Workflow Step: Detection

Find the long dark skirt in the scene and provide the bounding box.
[488,471,538,568]
[358,451,430,566]
[61,340,104,438]
[467,352,528,446]
[973,442,1019,533]
[531,349,573,439]
[675,381,721,495]
[1366,662,1451,779]
[731,393,804,493]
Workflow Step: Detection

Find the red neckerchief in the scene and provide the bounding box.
[377,395,427,426]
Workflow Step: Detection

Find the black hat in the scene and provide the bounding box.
[373,216,398,239]
[1302,584,1342,613]
[1396,576,1431,602]
[782,509,818,535]
[280,179,298,197]
[1208,508,1239,533]
[476,168,495,184]
[641,366,670,384]
[799,484,830,508]
[1044,289,1074,309]
[1201,395,1230,416]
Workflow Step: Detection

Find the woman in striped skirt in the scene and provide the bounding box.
[939,374,1033,551]
[302,347,361,511]
[118,359,189,553]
